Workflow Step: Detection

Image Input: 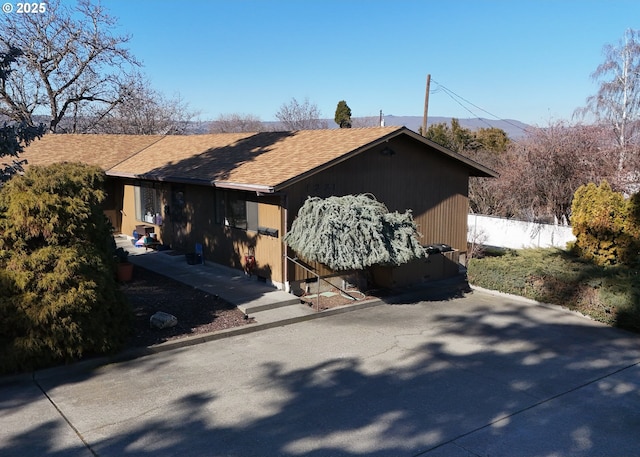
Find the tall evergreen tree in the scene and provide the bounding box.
[334,100,352,128]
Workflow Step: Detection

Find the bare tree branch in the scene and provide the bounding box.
[275,97,327,130]
[209,113,264,133]
[87,73,198,135]
[576,28,640,172]
[497,121,618,223]
[0,0,139,132]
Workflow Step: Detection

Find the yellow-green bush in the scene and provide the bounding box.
[571,181,640,265]
[0,163,131,374]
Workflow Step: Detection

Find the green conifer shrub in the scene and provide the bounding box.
[0,163,130,374]
[334,100,352,128]
[571,181,640,265]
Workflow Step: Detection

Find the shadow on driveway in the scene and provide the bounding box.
[2,291,639,457]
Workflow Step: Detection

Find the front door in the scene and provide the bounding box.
[170,185,187,249]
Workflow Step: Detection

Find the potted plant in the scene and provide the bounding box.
[115,247,134,282]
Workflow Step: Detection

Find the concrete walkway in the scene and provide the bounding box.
[2,288,639,457]
[115,236,387,345]
[117,235,301,315]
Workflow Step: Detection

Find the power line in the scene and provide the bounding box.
[430,79,531,135]
[439,87,497,130]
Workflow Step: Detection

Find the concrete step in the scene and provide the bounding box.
[237,291,302,315]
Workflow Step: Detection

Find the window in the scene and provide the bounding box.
[219,190,258,231]
[135,185,163,224]
[247,200,259,231]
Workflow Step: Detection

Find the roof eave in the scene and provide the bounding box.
[213,181,275,193]
[106,170,275,193]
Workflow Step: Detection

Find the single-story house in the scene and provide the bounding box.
[21,126,496,290]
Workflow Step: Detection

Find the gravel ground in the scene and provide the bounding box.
[120,266,254,348]
[120,266,376,349]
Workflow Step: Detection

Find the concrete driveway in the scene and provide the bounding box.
[2,289,639,457]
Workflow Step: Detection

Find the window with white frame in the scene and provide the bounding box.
[135,185,163,224]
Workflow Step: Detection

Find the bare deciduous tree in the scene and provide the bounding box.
[0,47,44,184]
[209,113,264,133]
[465,148,505,215]
[275,97,327,130]
[466,226,488,266]
[0,0,139,132]
[89,74,198,135]
[577,28,640,173]
[498,121,617,223]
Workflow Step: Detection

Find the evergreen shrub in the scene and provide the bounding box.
[571,181,640,265]
[0,163,131,374]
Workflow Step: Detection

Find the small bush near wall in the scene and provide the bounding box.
[571,181,640,266]
[468,249,640,334]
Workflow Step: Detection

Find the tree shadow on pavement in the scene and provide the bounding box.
[2,294,639,457]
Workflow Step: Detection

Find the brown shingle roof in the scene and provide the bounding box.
[20,134,164,170]
[109,127,405,190]
[20,127,496,192]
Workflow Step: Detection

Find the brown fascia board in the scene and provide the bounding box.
[106,170,275,193]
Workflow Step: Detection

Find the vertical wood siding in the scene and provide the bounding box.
[283,136,471,282]
[118,135,473,286]
[121,185,285,284]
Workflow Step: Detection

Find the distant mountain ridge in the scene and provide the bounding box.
[26,114,531,139]
[256,115,531,140]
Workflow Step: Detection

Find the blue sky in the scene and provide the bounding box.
[103,0,640,126]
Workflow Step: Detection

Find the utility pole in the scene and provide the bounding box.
[421,74,431,137]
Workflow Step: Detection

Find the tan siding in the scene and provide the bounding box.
[121,184,138,238]
[258,202,281,230]
[287,251,335,282]
[254,202,284,283]
[121,184,285,284]
[120,183,169,242]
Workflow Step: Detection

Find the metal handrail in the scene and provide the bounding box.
[285,255,359,311]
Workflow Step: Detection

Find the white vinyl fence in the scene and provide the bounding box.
[468,214,575,250]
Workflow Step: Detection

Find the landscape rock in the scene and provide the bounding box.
[150,311,178,329]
